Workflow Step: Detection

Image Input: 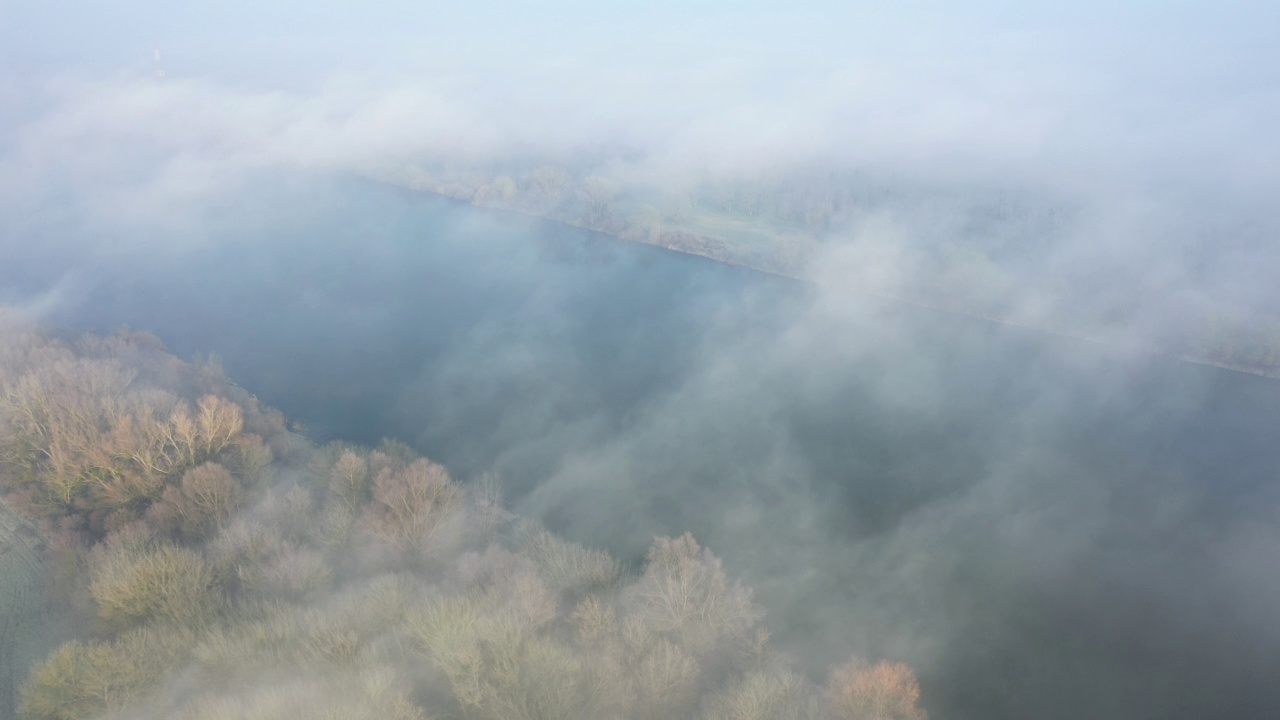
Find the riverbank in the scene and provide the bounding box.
[370,172,1280,382]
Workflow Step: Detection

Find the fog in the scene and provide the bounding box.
[3,2,1280,719]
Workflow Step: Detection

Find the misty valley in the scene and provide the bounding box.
[3,174,1279,719]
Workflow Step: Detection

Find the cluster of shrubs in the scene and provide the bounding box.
[0,316,928,720]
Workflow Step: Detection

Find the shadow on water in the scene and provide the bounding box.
[4,172,1280,719]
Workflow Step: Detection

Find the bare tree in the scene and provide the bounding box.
[328,450,370,509]
[638,533,763,652]
[89,534,219,632]
[581,177,615,227]
[367,458,461,555]
[527,166,572,208]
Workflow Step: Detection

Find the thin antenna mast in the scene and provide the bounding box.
[154,47,165,80]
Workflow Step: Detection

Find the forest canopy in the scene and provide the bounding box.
[0,314,927,720]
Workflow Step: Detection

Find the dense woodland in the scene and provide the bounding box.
[0,312,927,720]
[378,160,1280,378]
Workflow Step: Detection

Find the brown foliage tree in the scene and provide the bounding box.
[825,659,927,720]
[0,356,137,507]
[0,339,246,529]
[96,393,242,510]
[146,463,242,540]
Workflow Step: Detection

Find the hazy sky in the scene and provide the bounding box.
[5,1,1277,217]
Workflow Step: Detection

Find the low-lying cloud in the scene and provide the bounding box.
[4,3,1280,719]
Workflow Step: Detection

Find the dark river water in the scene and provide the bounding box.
[5,173,1280,719]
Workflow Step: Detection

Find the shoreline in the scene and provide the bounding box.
[374,175,1280,383]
